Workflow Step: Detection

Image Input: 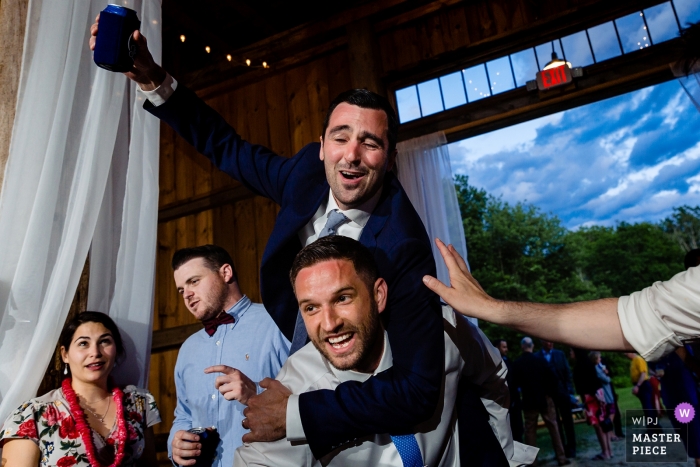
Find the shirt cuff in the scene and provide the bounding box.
[509,441,539,467]
[286,394,306,442]
[138,73,177,107]
[618,293,681,361]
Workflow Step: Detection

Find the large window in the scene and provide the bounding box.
[396,0,700,123]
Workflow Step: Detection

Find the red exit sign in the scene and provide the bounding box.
[536,65,573,91]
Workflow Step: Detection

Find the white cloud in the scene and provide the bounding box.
[451,112,563,165]
[598,133,637,166]
[605,86,654,119]
[652,189,679,199]
[590,141,700,204]
[688,173,700,193]
[660,89,688,129]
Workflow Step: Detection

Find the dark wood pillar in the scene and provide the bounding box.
[0,0,29,188]
[346,18,386,96]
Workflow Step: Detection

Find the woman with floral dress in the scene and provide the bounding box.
[0,312,160,466]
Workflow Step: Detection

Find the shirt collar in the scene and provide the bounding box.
[225,295,251,321]
[330,332,392,384]
[325,188,382,229]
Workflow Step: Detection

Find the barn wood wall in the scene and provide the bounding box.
[149,0,606,447]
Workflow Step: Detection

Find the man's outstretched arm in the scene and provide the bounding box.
[423,238,633,352]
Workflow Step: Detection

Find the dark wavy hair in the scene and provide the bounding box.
[171,244,237,282]
[685,248,700,270]
[322,89,399,155]
[59,311,126,366]
[290,236,379,292]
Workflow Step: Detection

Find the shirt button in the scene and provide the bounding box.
[212,394,216,399]
[216,341,221,346]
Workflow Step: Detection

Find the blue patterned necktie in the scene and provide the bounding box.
[318,209,349,238]
[391,433,424,467]
[290,210,350,353]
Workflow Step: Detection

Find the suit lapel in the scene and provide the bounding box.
[359,178,393,251]
[264,182,328,263]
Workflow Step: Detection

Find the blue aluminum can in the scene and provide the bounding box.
[186,427,219,467]
[93,4,141,72]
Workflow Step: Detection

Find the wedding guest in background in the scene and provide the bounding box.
[513,337,570,466]
[591,352,616,451]
[627,353,654,412]
[494,338,523,443]
[0,312,160,467]
[571,348,610,461]
[169,245,289,467]
[537,340,576,459]
[657,348,700,466]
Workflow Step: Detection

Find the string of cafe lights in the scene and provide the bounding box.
[179,34,270,68]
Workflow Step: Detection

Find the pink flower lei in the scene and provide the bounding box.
[61,378,127,467]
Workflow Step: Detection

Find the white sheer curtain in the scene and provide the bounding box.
[0,0,160,424]
[395,131,469,290]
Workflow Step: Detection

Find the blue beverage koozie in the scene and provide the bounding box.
[93,4,141,72]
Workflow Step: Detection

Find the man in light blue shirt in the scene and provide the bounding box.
[168,245,290,467]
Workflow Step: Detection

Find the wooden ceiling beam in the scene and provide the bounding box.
[396,38,684,143]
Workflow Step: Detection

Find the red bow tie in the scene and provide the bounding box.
[202,312,235,336]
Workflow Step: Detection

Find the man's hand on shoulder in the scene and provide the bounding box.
[241,378,291,443]
[88,13,165,90]
[171,430,201,466]
[204,365,257,405]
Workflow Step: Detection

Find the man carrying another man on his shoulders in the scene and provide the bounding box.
[234,236,537,466]
[90,18,525,465]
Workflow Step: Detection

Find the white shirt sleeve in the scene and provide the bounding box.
[285,394,306,442]
[444,306,538,466]
[618,266,700,361]
[137,72,178,106]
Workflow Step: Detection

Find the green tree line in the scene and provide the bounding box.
[456,175,699,387]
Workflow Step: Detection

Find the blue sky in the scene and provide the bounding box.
[447,80,700,229]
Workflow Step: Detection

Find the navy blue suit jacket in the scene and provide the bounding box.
[536,349,575,398]
[146,86,445,457]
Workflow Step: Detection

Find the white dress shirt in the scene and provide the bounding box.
[618,265,700,361]
[141,75,533,463]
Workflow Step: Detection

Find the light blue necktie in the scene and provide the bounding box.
[290,210,349,353]
[391,433,424,467]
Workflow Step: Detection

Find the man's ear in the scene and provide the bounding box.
[319,136,325,161]
[386,149,398,171]
[374,278,388,314]
[220,263,235,284]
